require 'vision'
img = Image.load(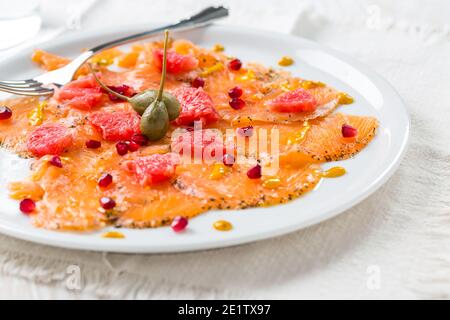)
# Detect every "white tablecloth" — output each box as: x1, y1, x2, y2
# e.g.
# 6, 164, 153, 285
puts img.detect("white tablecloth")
1, 0, 449, 299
